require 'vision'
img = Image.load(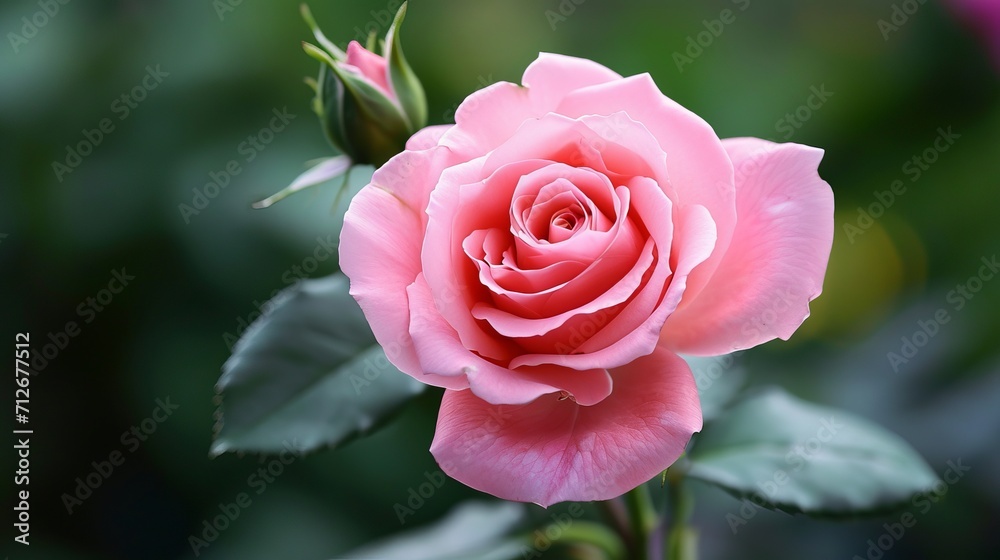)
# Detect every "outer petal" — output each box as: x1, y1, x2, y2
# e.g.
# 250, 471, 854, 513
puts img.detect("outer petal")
438, 82, 536, 158
661, 139, 834, 356
340, 146, 456, 378
522, 53, 623, 112
439, 53, 623, 159
430, 348, 702, 507
406, 125, 453, 150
